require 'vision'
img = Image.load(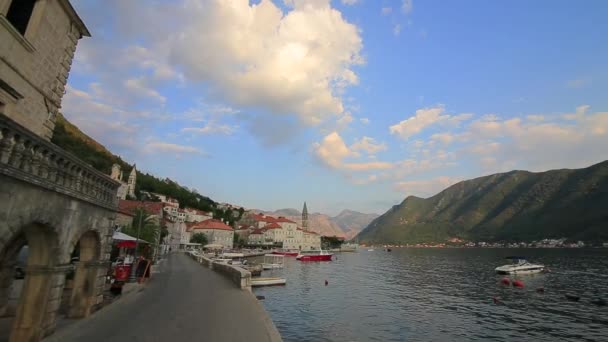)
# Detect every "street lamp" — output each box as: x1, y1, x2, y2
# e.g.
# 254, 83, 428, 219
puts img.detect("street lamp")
128, 206, 144, 283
